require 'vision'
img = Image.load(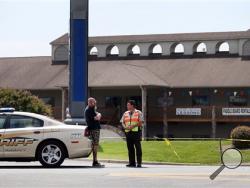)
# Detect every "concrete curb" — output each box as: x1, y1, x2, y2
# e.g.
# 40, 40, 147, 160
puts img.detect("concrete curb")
73, 158, 202, 166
